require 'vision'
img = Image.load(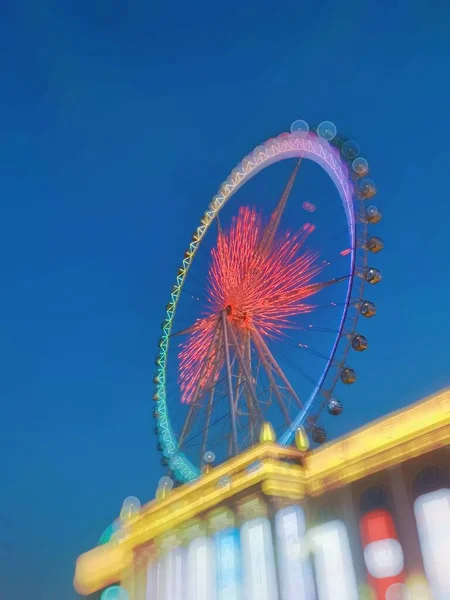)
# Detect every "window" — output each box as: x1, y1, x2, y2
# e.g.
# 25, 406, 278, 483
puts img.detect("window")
360, 486, 390, 514
412, 466, 449, 499
316, 502, 339, 524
